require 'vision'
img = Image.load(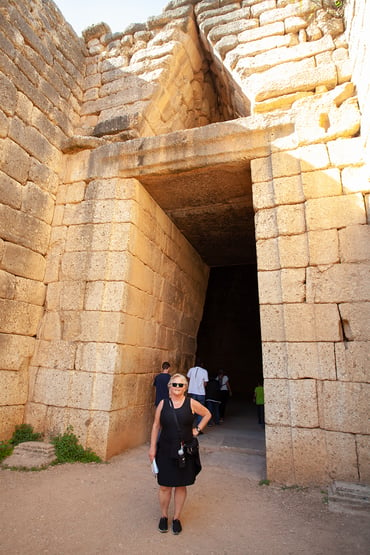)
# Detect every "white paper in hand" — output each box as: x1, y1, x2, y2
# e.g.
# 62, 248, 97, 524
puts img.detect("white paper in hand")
151, 459, 159, 475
